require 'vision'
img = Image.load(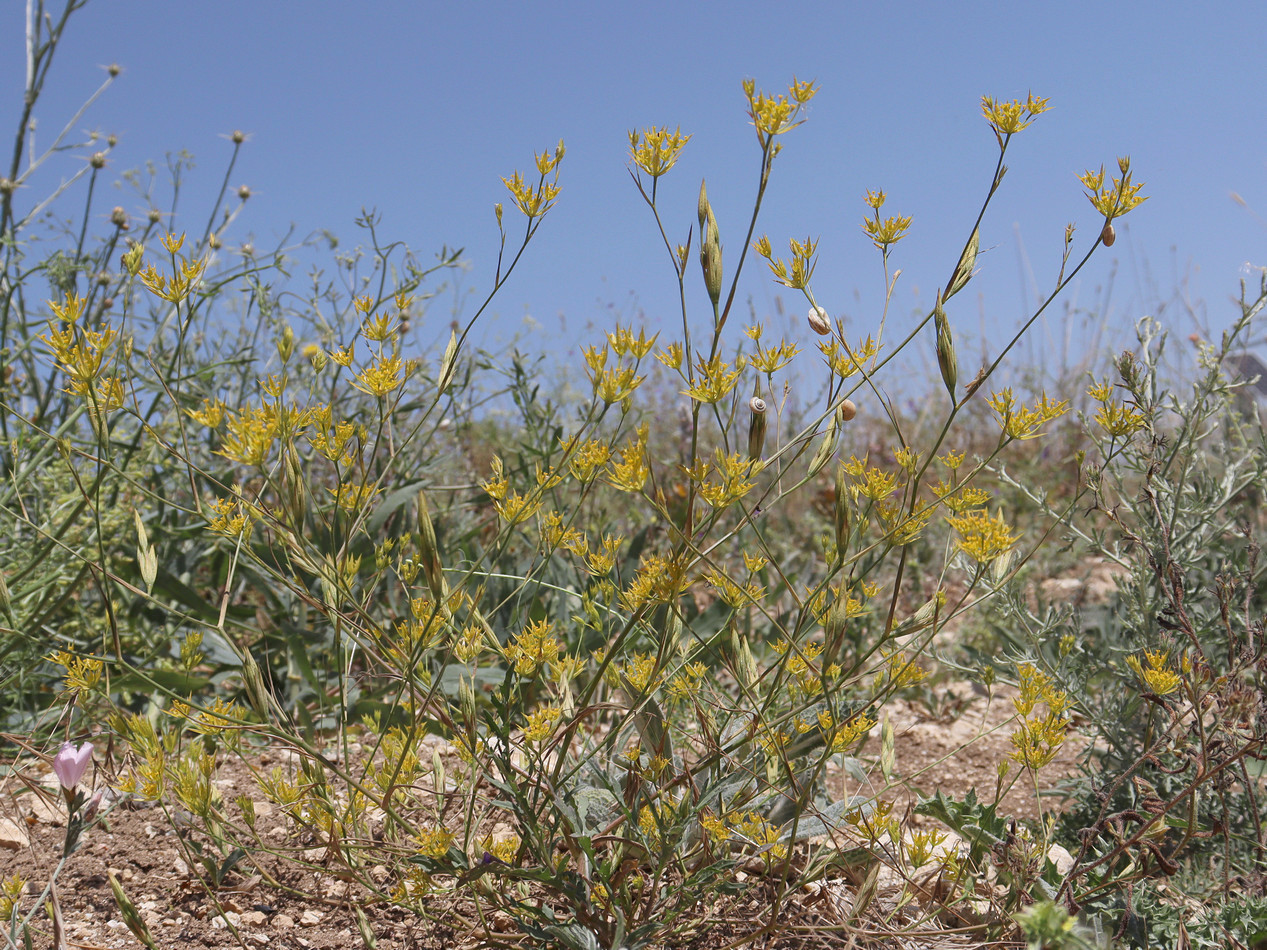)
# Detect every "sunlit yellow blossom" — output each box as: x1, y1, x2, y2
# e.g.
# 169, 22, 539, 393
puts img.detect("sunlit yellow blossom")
608, 323, 658, 359
1094, 400, 1147, 438
948, 508, 1019, 564
682, 355, 742, 404
328, 481, 381, 513
502, 164, 562, 219
980, 92, 1051, 137
208, 496, 252, 538
46, 649, 103, 693
353, 354, 404, 398
415, 826, 455, 859
874, 651, 928, 690
862, 211, 912, 250
218, 405, 278, 467
699, 451, 761, 509
523, 704, 562, 743
607, 424, 650, 493
629, 126, 691, 177
1079, 157, 1147, 221
656, 342, 683, 370
988, 388, 1068, 440
819, 335, 879, 379
188, 398, 227, 428
503, 619, 561, 676
1126, 650, 1182, 696
621, 652, 662, 694
933, 478, 991, 513
567, 438, 612, 482
701, 568, 764, 609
